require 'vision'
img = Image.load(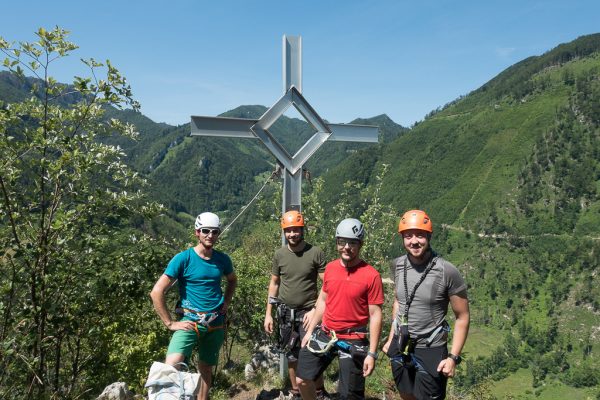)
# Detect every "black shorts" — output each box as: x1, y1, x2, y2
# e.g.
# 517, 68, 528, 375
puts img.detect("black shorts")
278, 306, 309, 362
297, 329, 368, 400
387, 335, 448, 399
